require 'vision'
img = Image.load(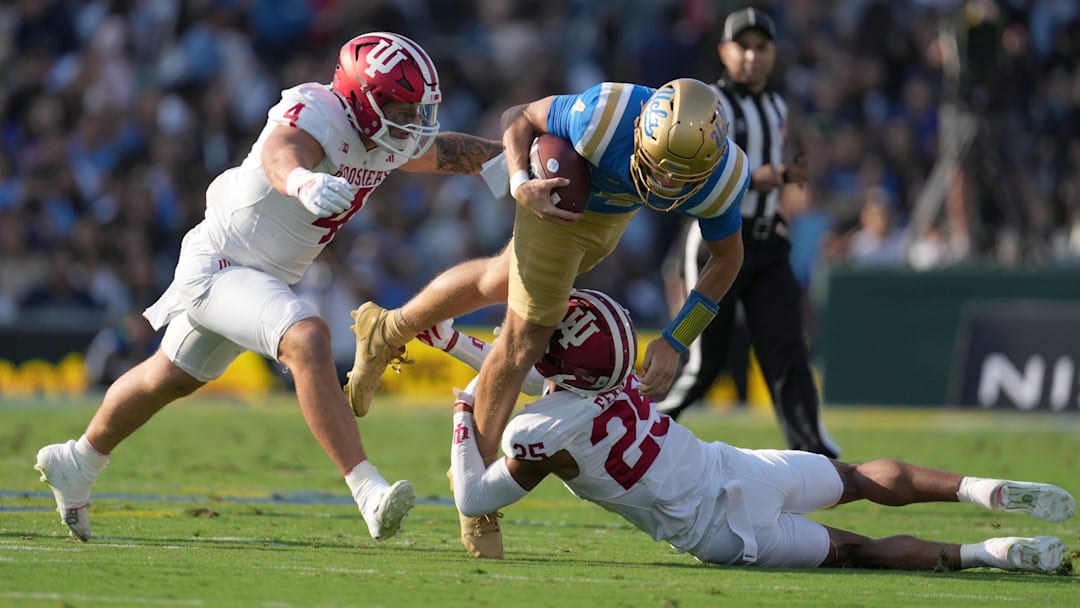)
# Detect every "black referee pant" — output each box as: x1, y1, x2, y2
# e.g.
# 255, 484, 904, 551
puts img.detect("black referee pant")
661, 225, 839, 458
